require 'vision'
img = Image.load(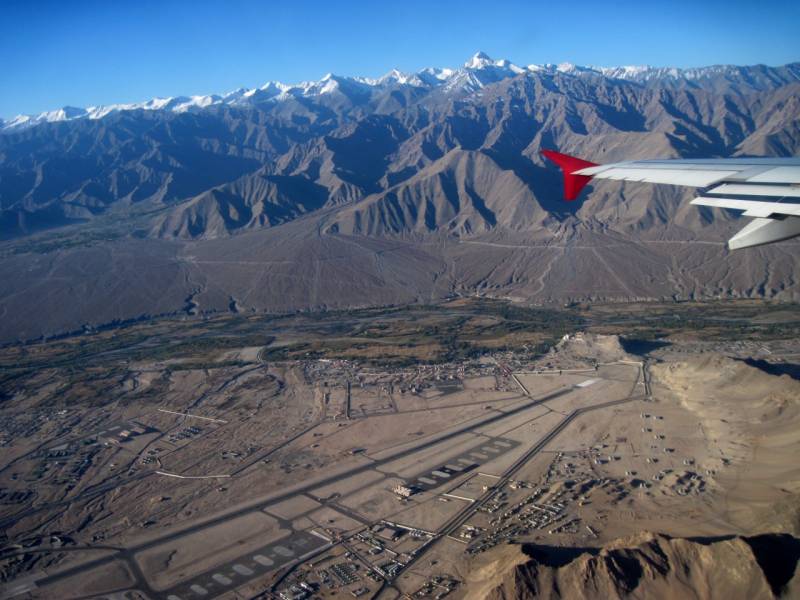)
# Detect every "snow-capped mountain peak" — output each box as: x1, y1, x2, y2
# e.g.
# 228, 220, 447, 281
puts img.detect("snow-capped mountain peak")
4, 53, 798, 133
465, 51, 494, 69
378, 68, 419, 85
464, 51, 526, 74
